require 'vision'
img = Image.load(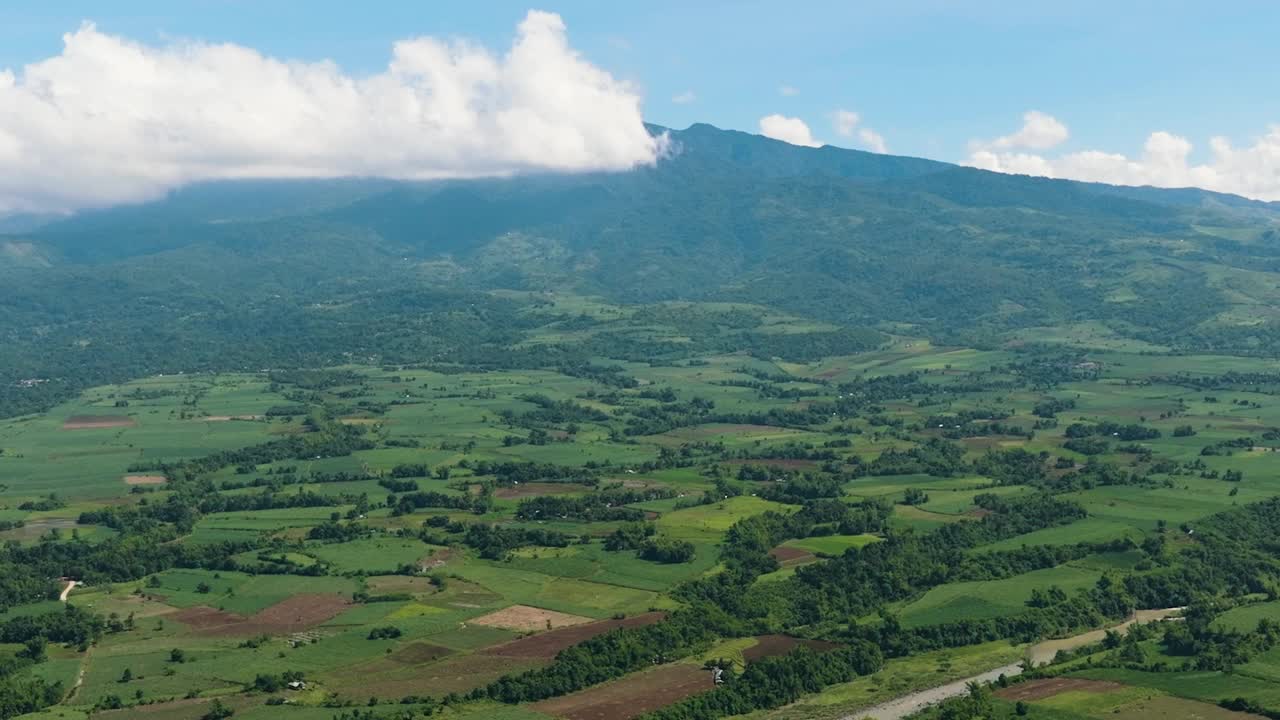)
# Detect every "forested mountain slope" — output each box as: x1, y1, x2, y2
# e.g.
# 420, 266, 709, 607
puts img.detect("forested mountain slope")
2, 123, 1278, 416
